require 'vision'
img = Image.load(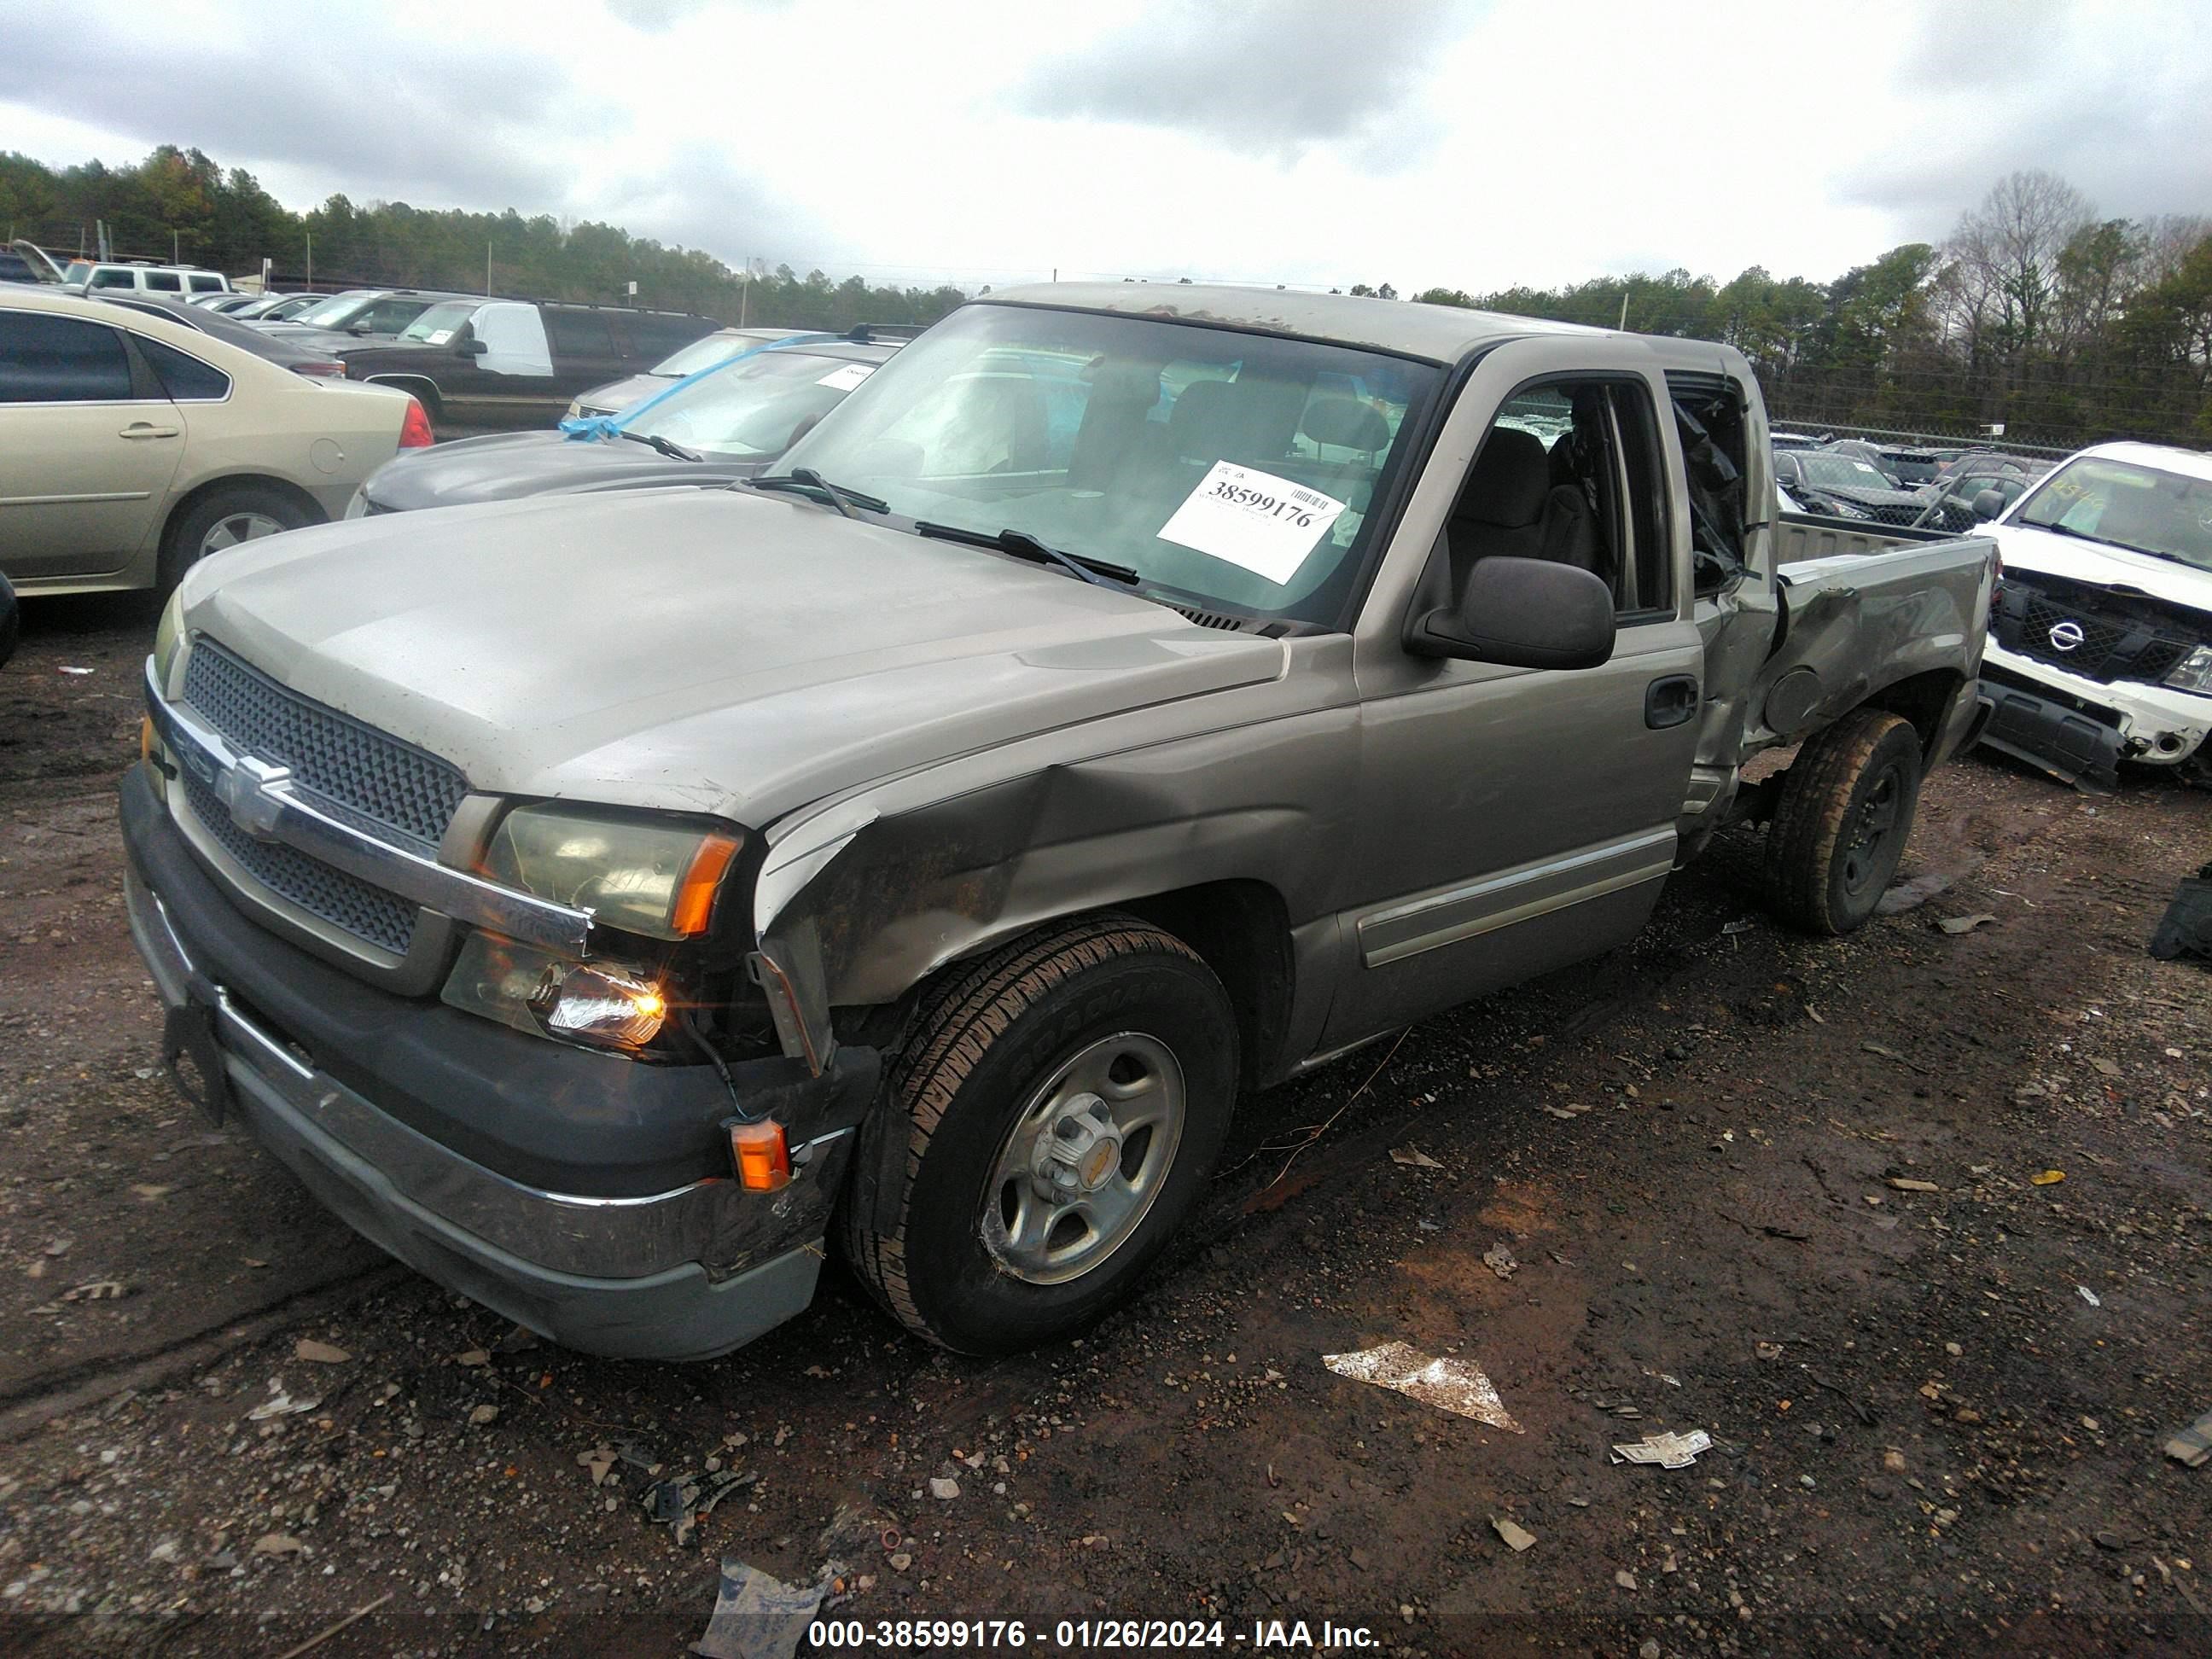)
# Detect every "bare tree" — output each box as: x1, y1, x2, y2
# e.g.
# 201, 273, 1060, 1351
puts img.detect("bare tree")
1942, 169, 2096, 416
